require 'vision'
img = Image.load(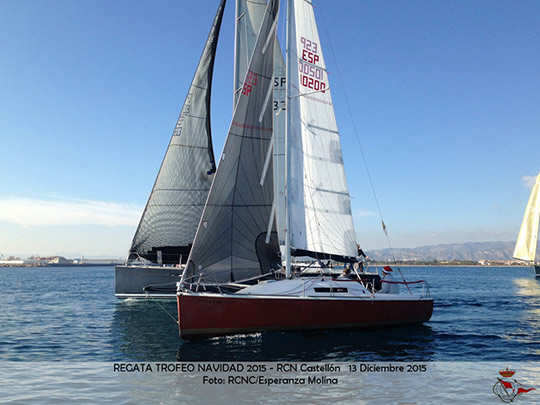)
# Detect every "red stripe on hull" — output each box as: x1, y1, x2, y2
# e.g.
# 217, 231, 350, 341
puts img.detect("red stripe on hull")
177, 294, 433, 340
